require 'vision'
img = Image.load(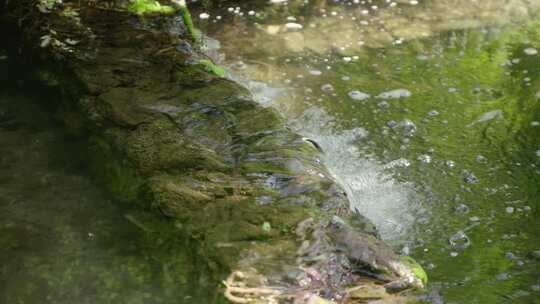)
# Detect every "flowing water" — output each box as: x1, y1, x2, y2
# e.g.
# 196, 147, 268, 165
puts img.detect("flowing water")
190, 0, 540, 303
